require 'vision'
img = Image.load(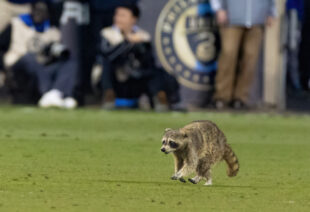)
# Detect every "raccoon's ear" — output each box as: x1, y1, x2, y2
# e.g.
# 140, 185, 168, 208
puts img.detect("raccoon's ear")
180, 130, 188, 138
165, 128, 173, 132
